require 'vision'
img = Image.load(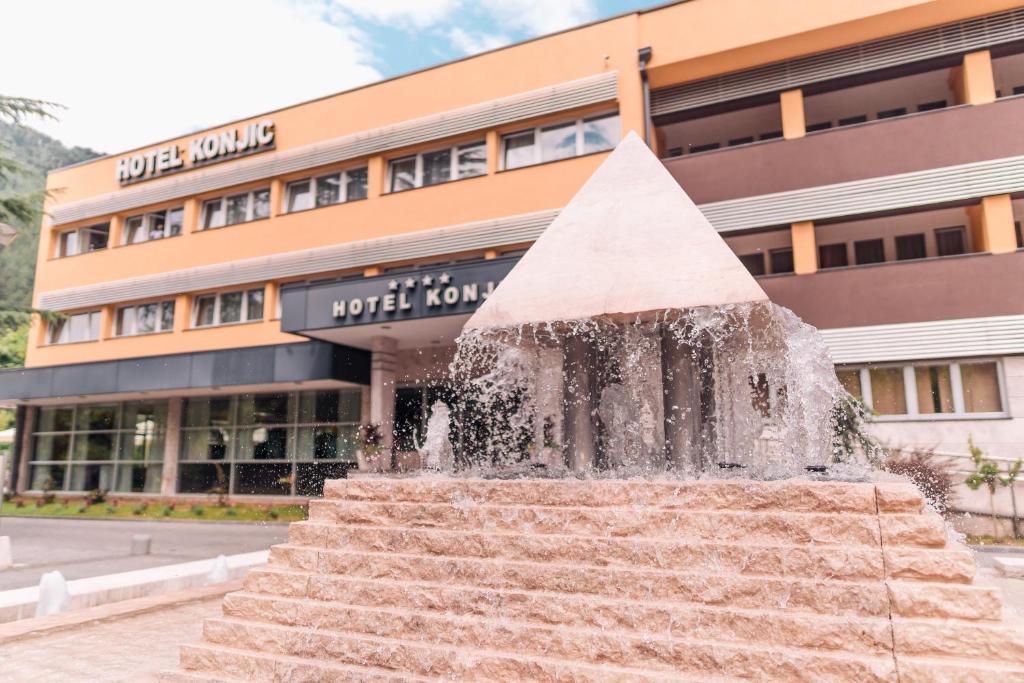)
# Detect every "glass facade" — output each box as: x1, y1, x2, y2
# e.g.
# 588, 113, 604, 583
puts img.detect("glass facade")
30, 401, 166, 493
178, 390, 361, 496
